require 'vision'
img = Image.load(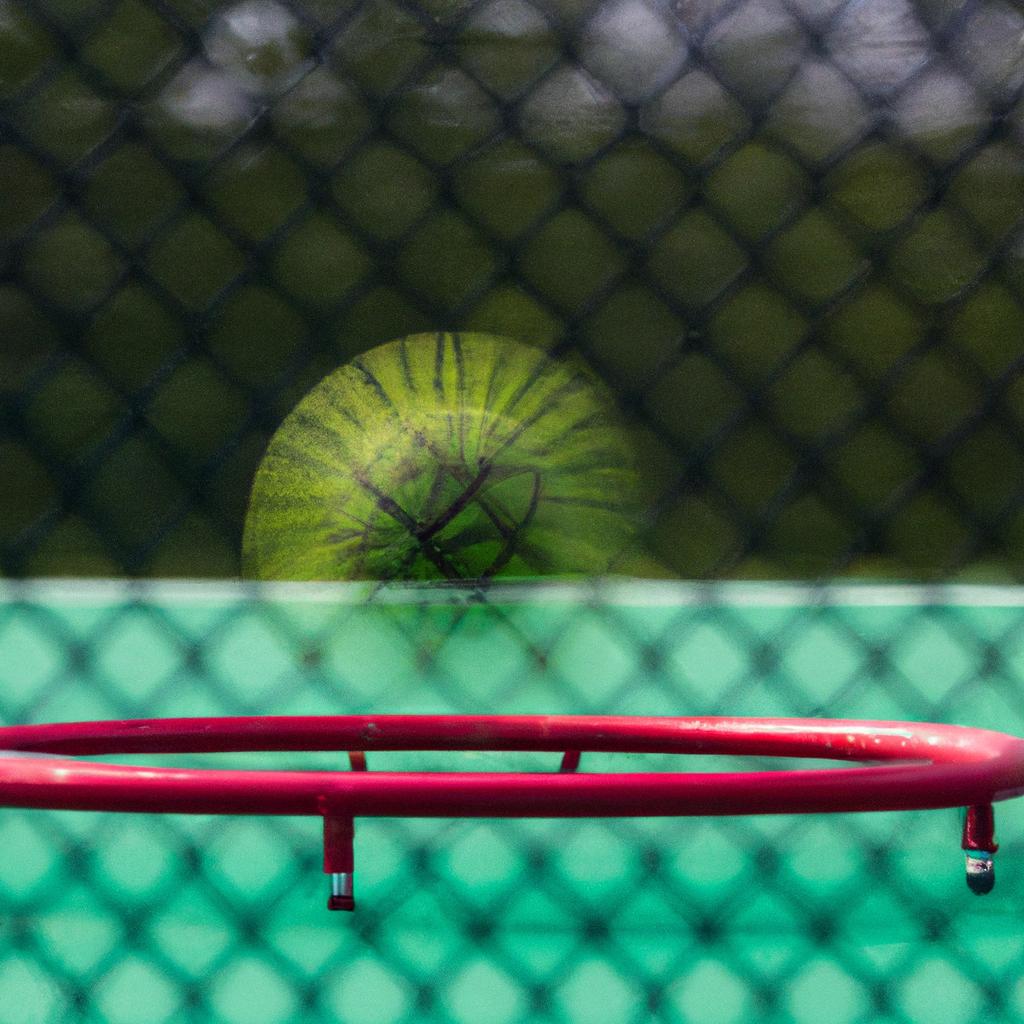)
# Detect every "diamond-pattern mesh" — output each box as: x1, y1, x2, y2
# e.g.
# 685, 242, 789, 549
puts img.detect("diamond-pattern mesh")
4, 0, 1024, 1020
3, 0, 1024, 579
3, 580, 1024, 1022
